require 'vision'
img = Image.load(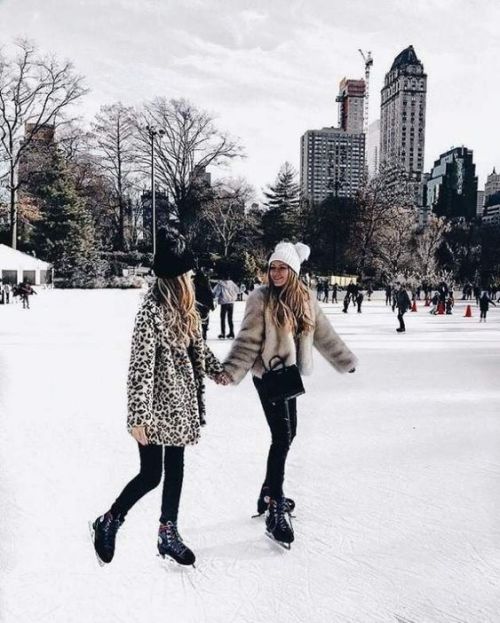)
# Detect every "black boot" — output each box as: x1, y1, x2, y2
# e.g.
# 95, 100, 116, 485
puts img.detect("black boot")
157, 521, 196, 566
255, 485, 295, 516
265, 497, 294, 546
90, 511, 124, 565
